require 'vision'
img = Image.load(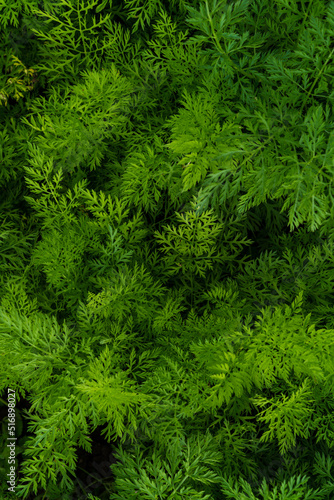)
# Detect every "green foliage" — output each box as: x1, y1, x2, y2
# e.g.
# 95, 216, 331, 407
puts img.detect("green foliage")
0, 54, 38, 107
154, 204, 225, 277
20, 65, 134, 177
109, 433, 224, 499
25, 0, 119, 85
2, 0, 334, 499
86, 262, 167, 323
219, 473, 328, 500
